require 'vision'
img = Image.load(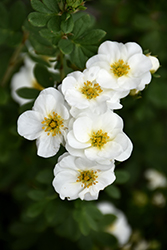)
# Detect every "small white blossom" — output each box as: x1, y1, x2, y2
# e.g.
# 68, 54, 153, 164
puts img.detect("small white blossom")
17, 87, 70, 158
97, 201, 132, 246
61, 66, 127, 115
152, 192, 166, 207
11, 57, 43, 105
144, 169, 167, 190
147, 55, 160, 73
86, 41, 152, 92
52, 153, 116, 201
66, 110, 133, 165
